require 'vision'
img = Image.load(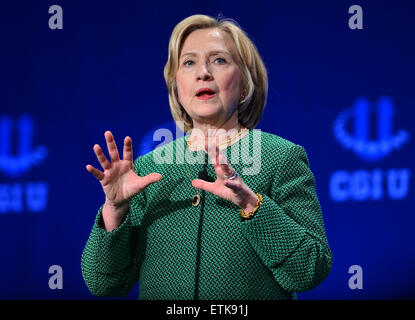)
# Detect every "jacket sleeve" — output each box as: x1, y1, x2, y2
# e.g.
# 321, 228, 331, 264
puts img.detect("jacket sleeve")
240, 144, 333, 293
81, 157, 145, 297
